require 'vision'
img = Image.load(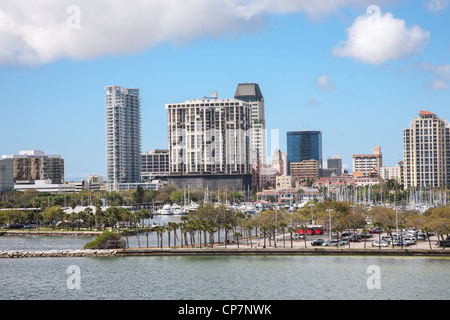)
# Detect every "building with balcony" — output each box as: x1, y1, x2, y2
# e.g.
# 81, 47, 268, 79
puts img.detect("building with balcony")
165, 93, 252, 190
352, 146, 382, 177
403, 111, 450, 188
105, 85, 142, 189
